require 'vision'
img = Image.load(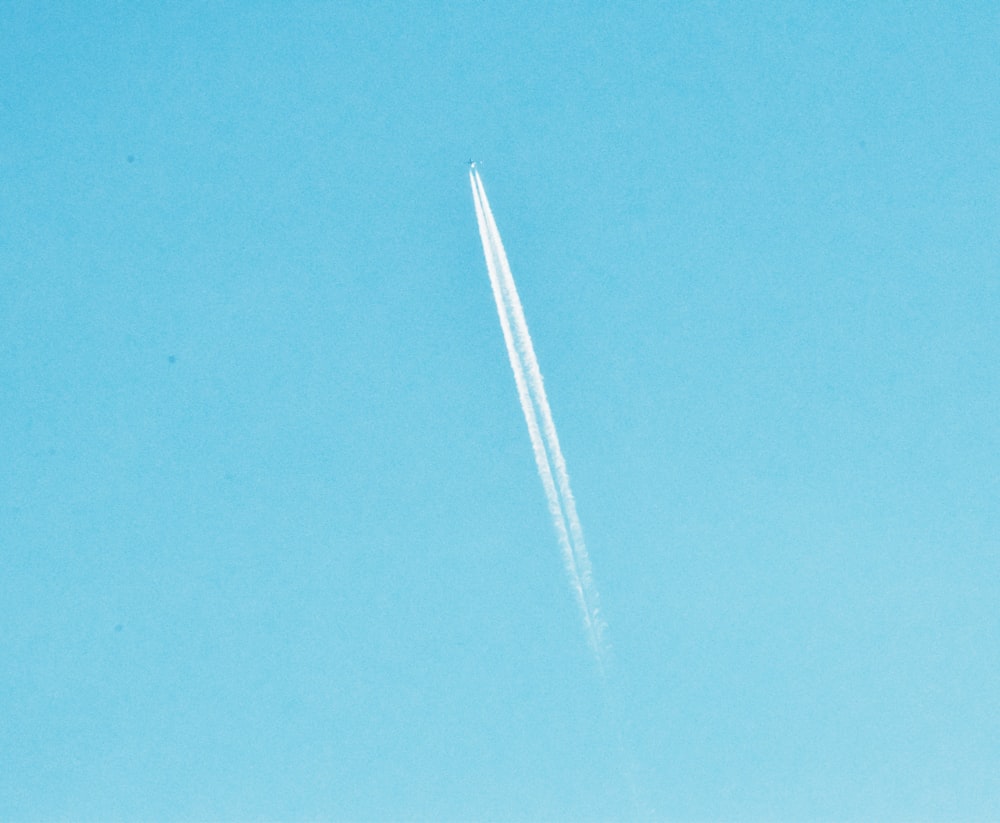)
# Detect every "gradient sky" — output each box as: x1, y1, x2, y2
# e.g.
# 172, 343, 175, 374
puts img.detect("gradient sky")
2, 3, 998, 821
